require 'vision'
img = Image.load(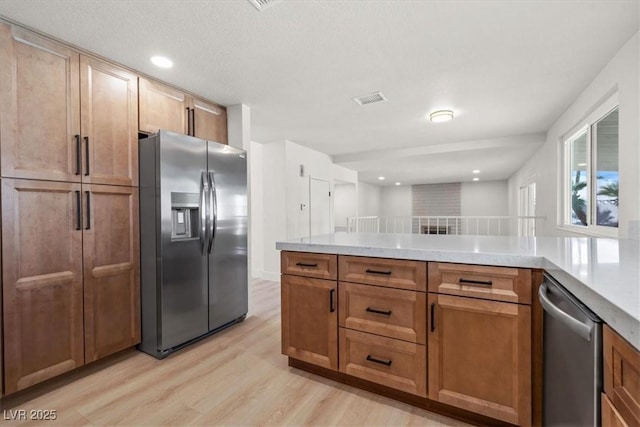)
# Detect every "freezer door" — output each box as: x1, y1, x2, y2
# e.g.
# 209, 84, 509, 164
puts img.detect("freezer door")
158, 131, 209, 350
207, 142, 248, 330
